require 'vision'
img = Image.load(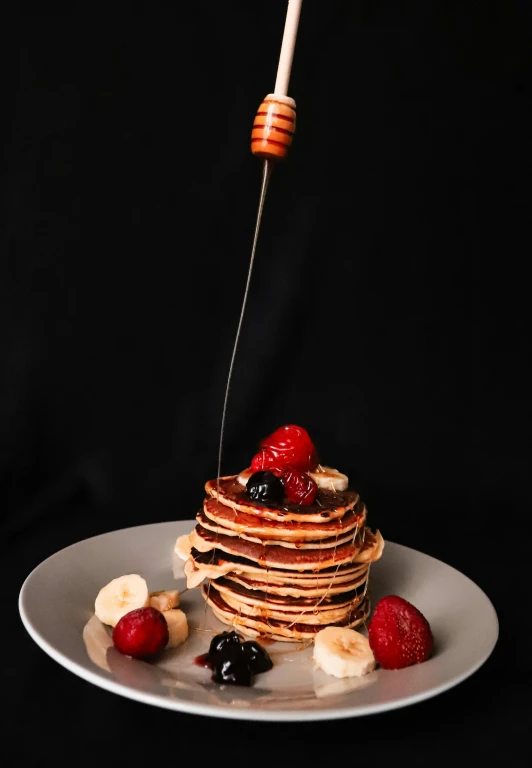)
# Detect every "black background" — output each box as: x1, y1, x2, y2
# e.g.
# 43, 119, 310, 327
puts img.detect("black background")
2, 3, 530, 765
